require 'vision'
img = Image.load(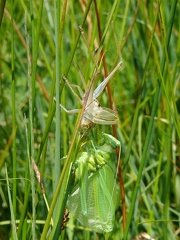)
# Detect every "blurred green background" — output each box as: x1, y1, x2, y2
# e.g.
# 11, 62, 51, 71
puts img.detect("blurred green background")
0, 0, 180, 239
